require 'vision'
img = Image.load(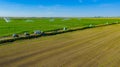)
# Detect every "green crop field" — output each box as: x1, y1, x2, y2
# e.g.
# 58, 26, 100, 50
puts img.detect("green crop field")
0, 17, 120, 37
